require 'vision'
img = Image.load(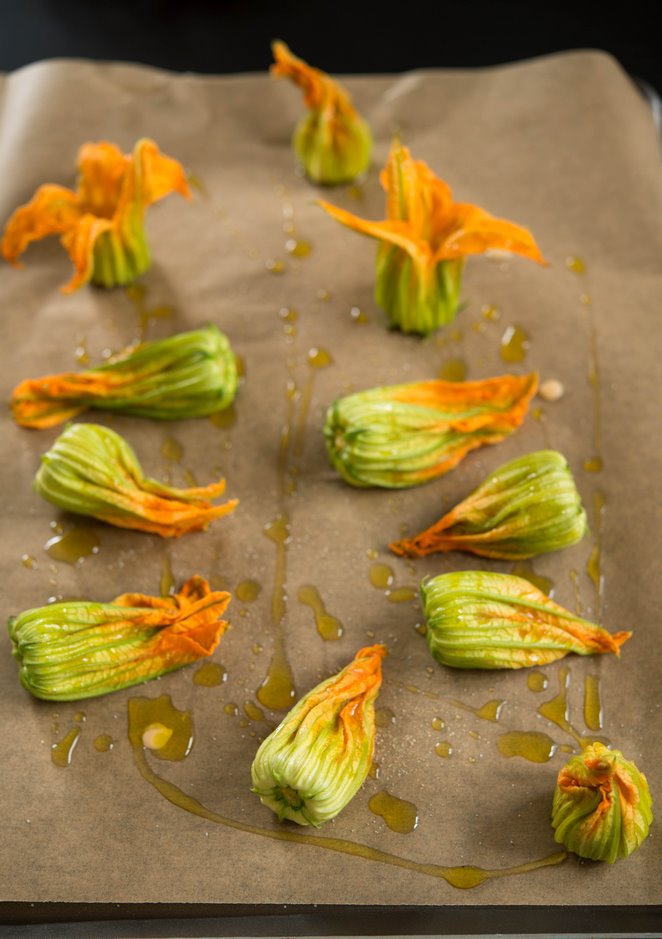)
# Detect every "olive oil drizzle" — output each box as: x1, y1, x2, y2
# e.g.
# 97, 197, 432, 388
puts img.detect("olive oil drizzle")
297, 585, 344, 641
583, 674, 603, 731
130, 738, 566, 889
